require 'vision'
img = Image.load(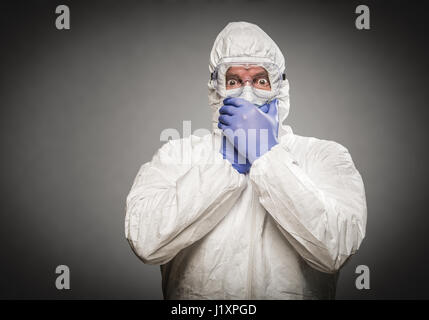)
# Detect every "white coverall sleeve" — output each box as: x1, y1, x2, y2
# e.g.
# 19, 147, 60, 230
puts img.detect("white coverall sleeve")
125, 139, 246, 265
249, 140, 367, 273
